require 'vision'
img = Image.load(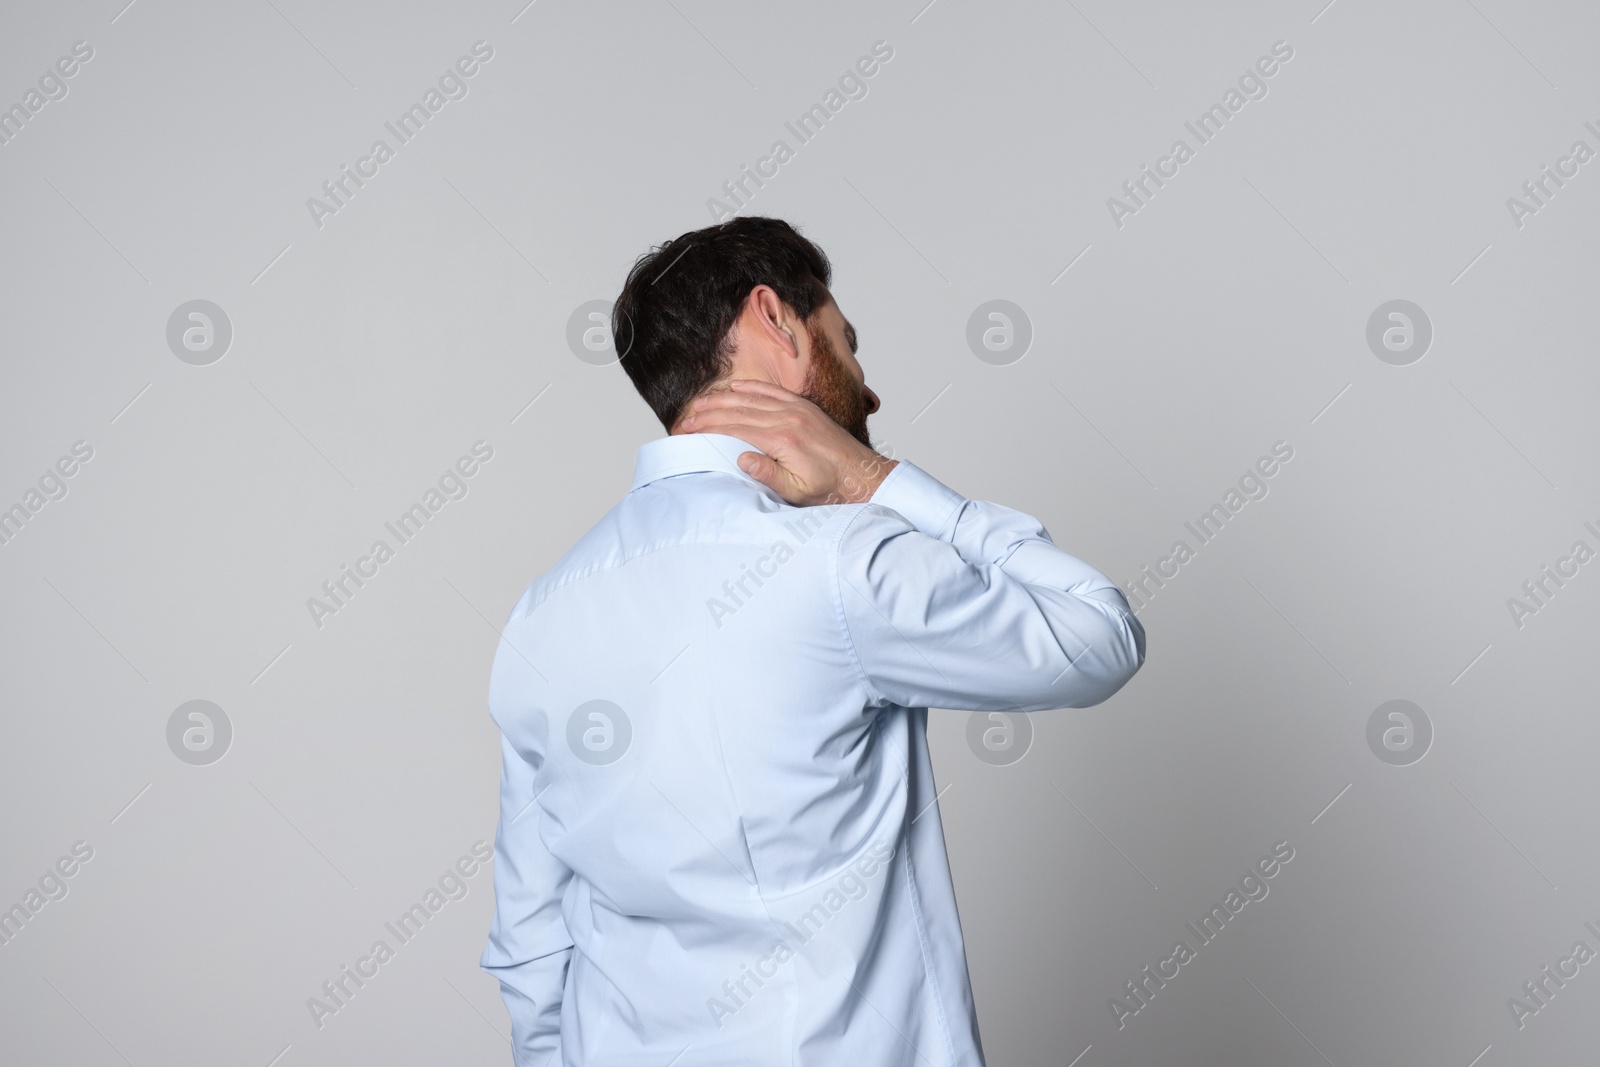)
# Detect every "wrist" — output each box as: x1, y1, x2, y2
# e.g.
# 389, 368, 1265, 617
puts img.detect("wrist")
861, 459, 966, 539
830, 451, 898, 505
